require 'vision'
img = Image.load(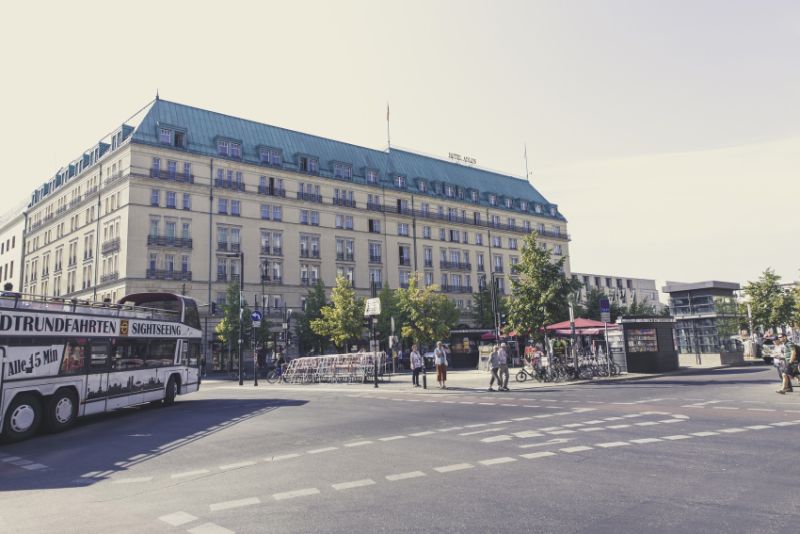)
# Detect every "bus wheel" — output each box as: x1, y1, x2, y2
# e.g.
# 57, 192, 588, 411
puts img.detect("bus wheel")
163, 376, 178, 406
3, 394, 42, 442
46, 389, 78, 433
